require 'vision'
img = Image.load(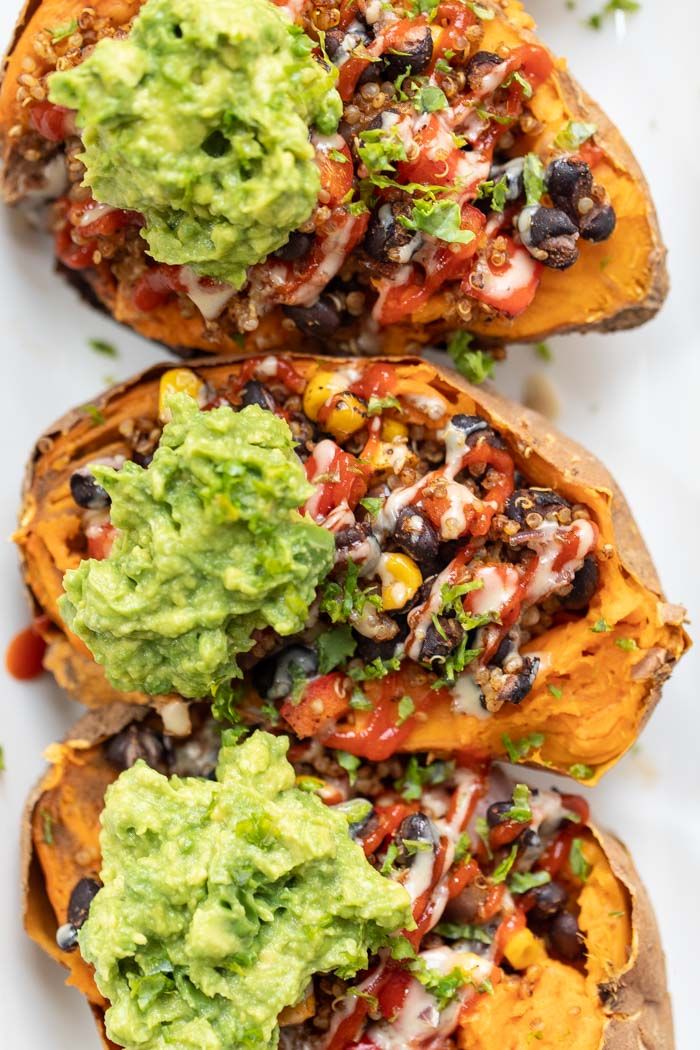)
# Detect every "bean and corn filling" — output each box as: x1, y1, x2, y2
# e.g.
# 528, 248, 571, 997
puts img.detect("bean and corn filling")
44, 709, 602, 1050
68, 358, 599, 753
7, 0, 616, 349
